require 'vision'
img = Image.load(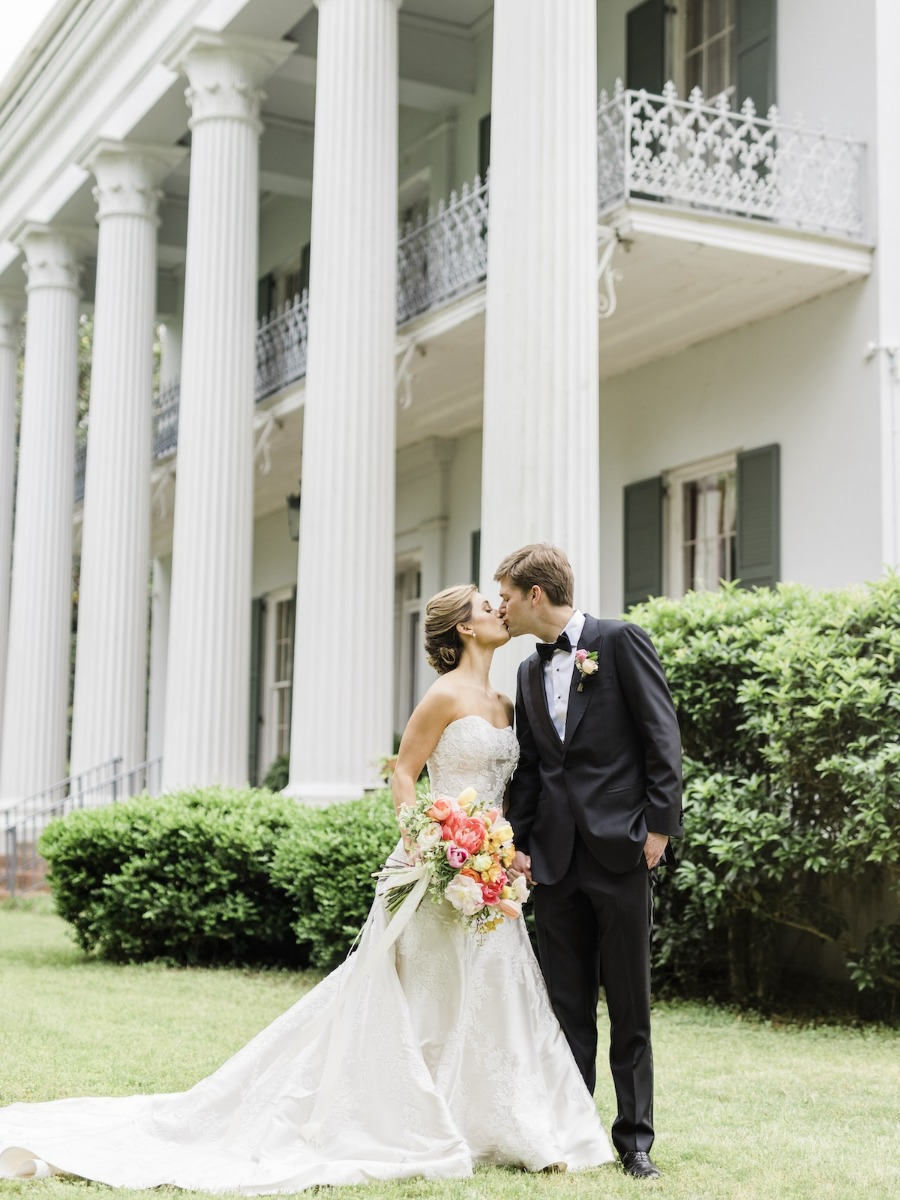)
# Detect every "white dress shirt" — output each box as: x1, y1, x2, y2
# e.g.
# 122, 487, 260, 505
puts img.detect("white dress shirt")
542, 609, 585, 739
